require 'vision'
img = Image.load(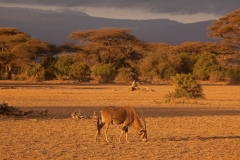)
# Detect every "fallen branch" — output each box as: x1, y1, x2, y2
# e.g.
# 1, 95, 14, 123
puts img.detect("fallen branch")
71, 110, 97, 120
129, 80, 140, 91
0, 103, 48, 117
129, 81, 155, 92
